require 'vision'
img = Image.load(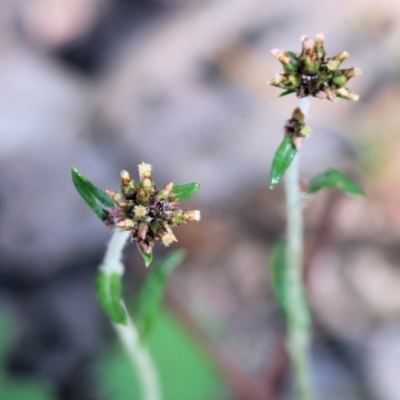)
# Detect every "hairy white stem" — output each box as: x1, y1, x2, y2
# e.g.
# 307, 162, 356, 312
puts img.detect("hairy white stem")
284, 96, 313, 400
101, 231, 162, 400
